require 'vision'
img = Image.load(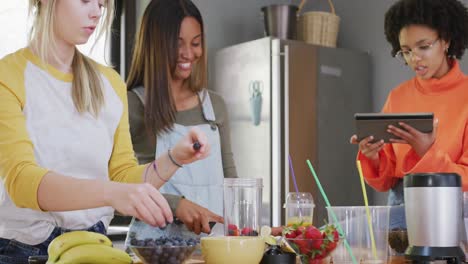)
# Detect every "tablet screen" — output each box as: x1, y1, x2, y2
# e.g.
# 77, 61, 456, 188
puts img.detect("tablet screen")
354, 112, 434, 142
